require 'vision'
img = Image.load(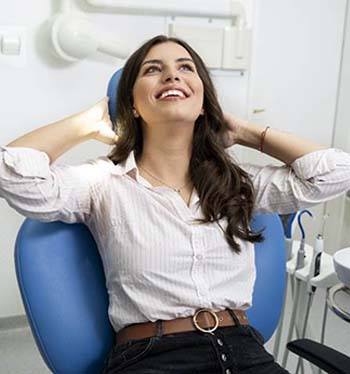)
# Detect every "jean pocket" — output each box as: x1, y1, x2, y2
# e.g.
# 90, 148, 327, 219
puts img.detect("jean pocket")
247, 325, 265, 346
107, 336, 156, 372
